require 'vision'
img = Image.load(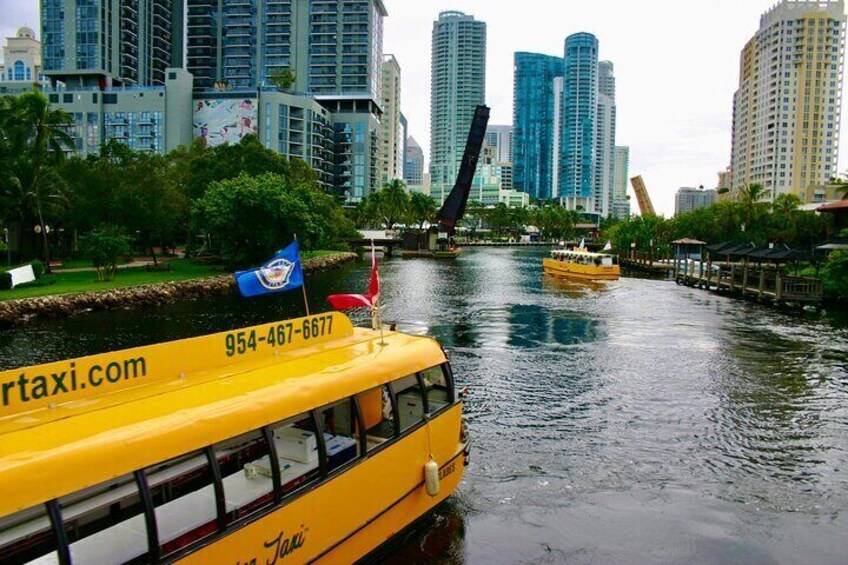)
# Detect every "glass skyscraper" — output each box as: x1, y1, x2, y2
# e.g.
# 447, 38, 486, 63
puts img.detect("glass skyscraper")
42, 0, 183, 87
429, 11, 486, 203
560, 33, 598, 210
512, 52, 563, 201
